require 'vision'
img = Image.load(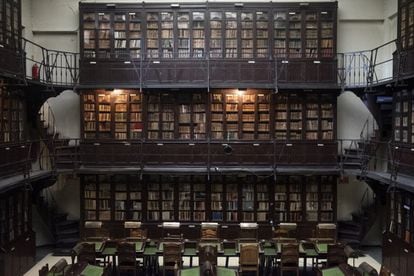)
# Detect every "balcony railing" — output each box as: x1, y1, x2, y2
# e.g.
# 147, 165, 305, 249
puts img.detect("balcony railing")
0, 33, 404, 90
343, 40, 397, 89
